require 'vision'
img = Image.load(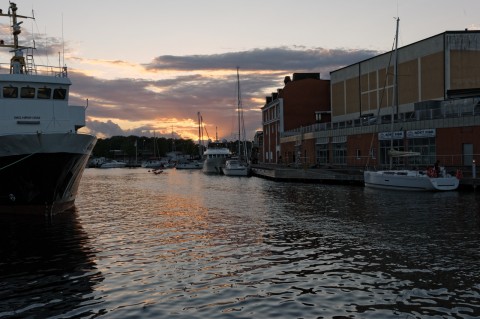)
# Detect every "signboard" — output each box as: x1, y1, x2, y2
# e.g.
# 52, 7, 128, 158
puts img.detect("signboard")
406, 128, 436, 138
378, 131, 404, 140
